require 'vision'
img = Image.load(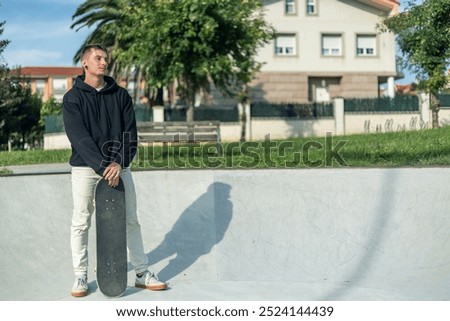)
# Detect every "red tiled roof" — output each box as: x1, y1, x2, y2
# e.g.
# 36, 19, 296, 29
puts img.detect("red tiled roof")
10, 66, 82, 77
356, 0, 399, 11
376, 0, 399, 7
395, 83, 417, 95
